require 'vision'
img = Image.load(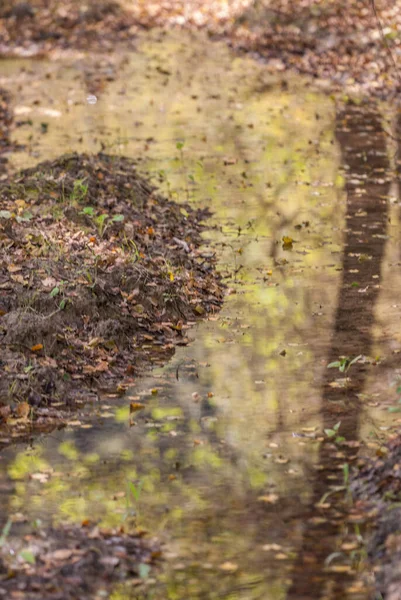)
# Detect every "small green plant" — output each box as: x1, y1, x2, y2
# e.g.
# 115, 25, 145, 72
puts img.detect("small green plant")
388, 384, 401, 413
317, 462, 352, 507
0, 519, 12, 547
80, 207, 124, 237
324, 421, 345, 444
121, 237, 140, 263
343, 462, 349, 486
70, 178, 88, 203
123, 479, 143, 522
49, 280, 69, 310
327, 355, 362, 374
